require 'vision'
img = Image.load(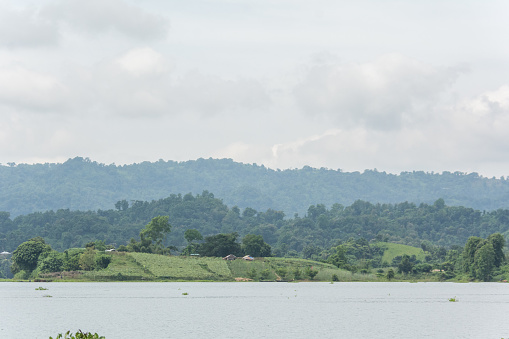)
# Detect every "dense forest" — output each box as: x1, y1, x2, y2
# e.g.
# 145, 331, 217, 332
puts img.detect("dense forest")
2, 192, 509, 256
2, 157, 509, 218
